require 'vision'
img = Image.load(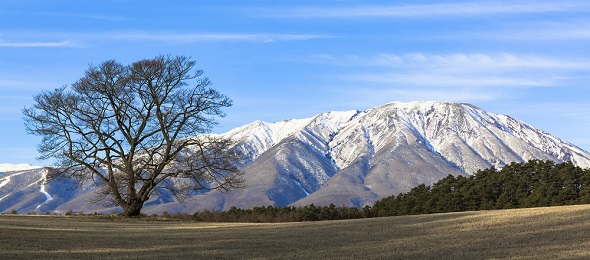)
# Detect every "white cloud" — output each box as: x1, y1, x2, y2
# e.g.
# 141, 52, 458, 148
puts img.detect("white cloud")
304, 52, 590, 109
265, 1, 590, 18
100, 32, 331, 43
307, 52, 590, 68
354, 53, 590, 70
349, 73, 555, 87
475, 21, 590, 41
328, 86, 505, 112
0, 32, 331, 47
313, 53, 590, 88
369, 88, 499, 102
0, 40, 78, 47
